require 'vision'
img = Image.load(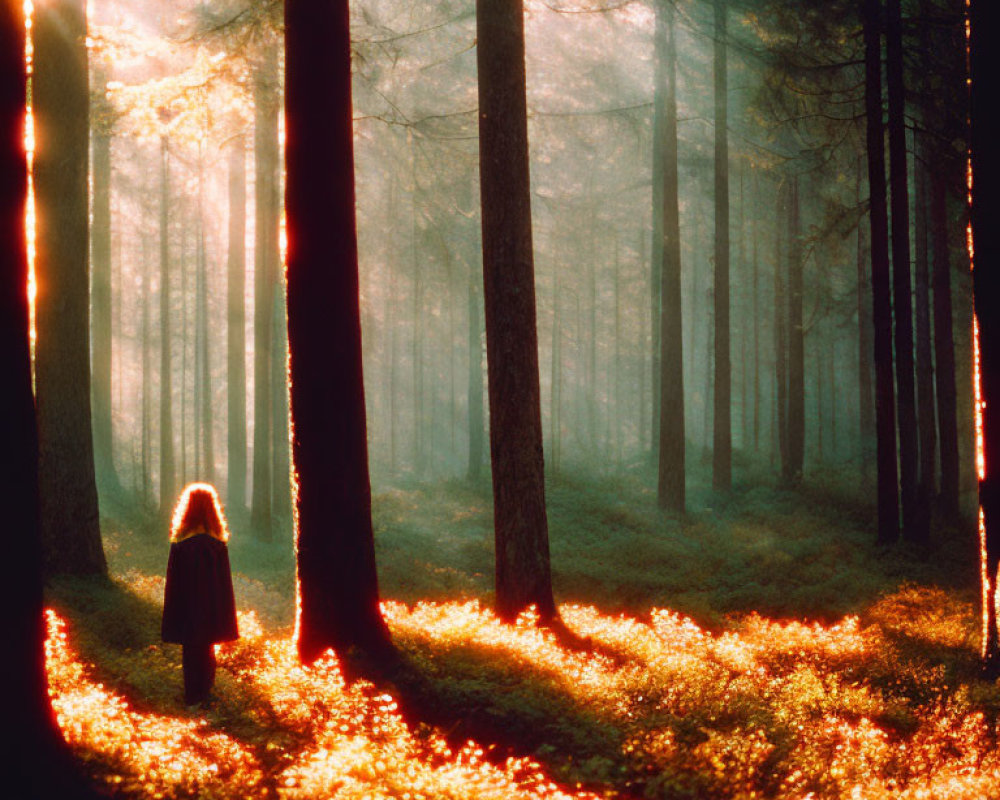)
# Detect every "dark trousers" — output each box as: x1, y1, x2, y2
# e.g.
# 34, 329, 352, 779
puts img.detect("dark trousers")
182, 641, 216, 704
